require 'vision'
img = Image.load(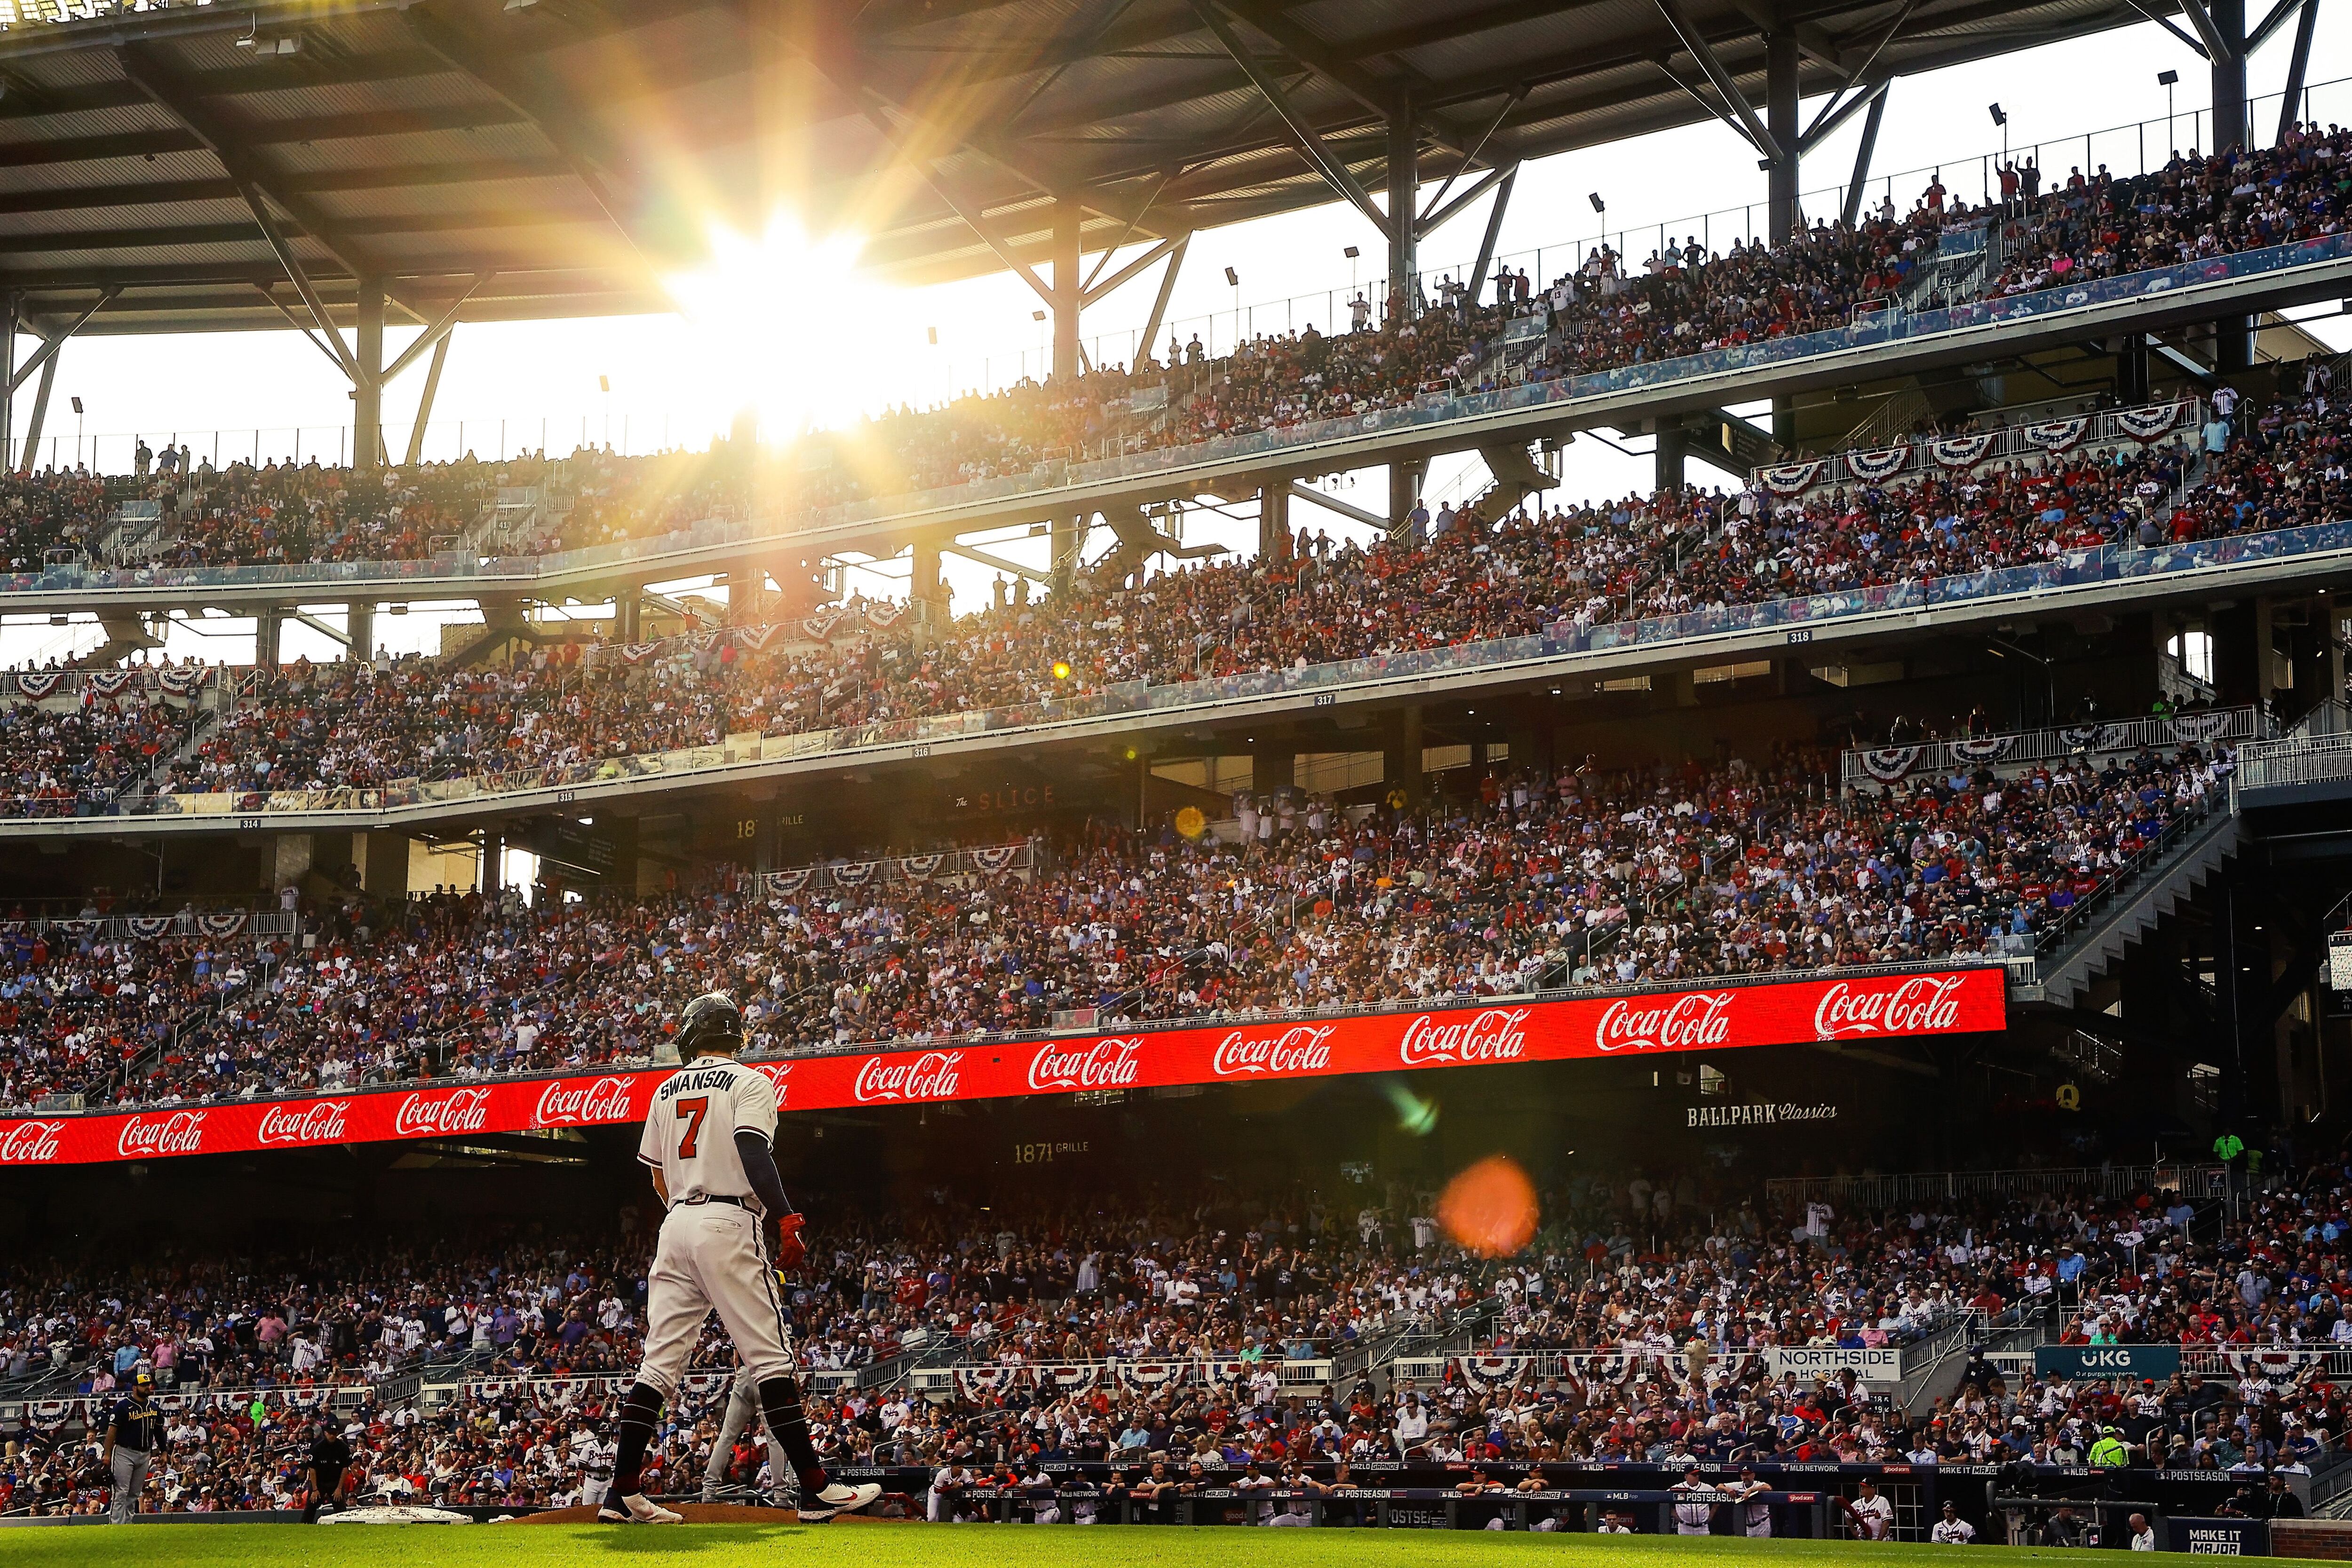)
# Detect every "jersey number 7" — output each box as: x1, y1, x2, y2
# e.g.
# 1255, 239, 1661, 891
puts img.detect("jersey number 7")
675, 1097, 709, 1158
